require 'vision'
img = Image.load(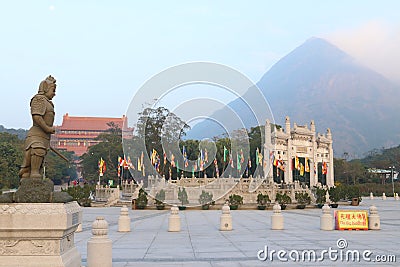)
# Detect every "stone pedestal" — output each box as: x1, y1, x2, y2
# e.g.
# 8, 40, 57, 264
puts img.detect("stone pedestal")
369, 192, 374, 200
382, 193, 386, 200
0, 202, 82, 267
